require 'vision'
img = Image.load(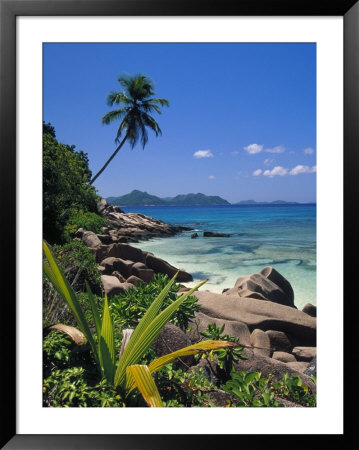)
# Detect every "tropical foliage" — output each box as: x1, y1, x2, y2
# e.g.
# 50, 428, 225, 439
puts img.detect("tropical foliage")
43, 241, 238, 407
43, 122, 100, 243
90, 74, 169, 184
109, 273, 199, 331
